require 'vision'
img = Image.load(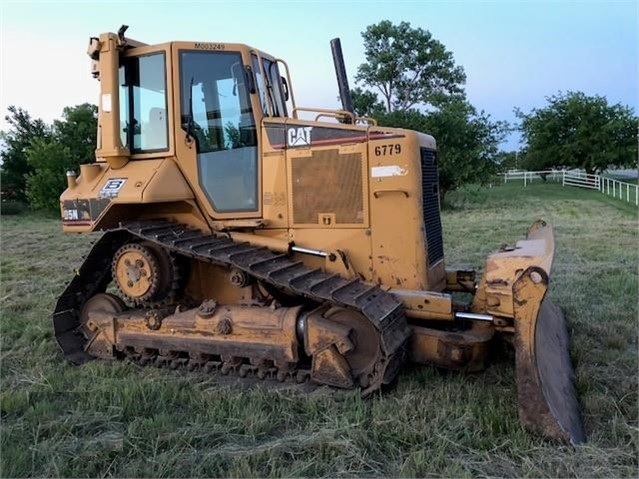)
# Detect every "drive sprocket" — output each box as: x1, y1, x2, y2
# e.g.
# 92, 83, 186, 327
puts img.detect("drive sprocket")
112, 243, 168, 304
